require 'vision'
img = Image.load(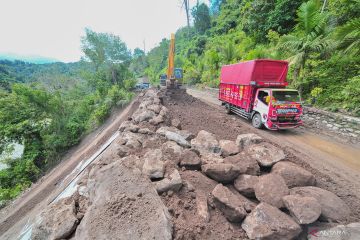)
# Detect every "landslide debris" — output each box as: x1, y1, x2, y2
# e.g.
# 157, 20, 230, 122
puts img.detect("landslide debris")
31, 88, 356, 240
